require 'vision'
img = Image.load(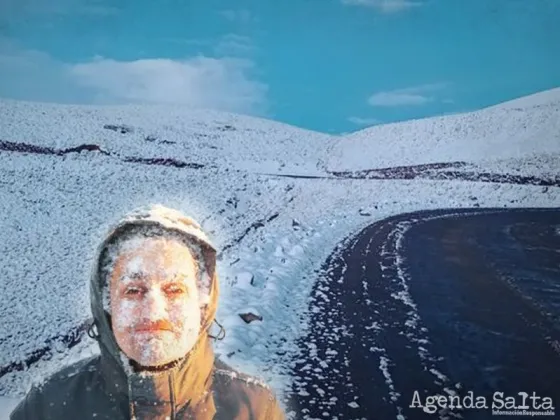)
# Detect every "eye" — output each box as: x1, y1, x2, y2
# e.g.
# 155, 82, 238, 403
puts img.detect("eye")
164, 285, 186, 296
124, 286, 144, 296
